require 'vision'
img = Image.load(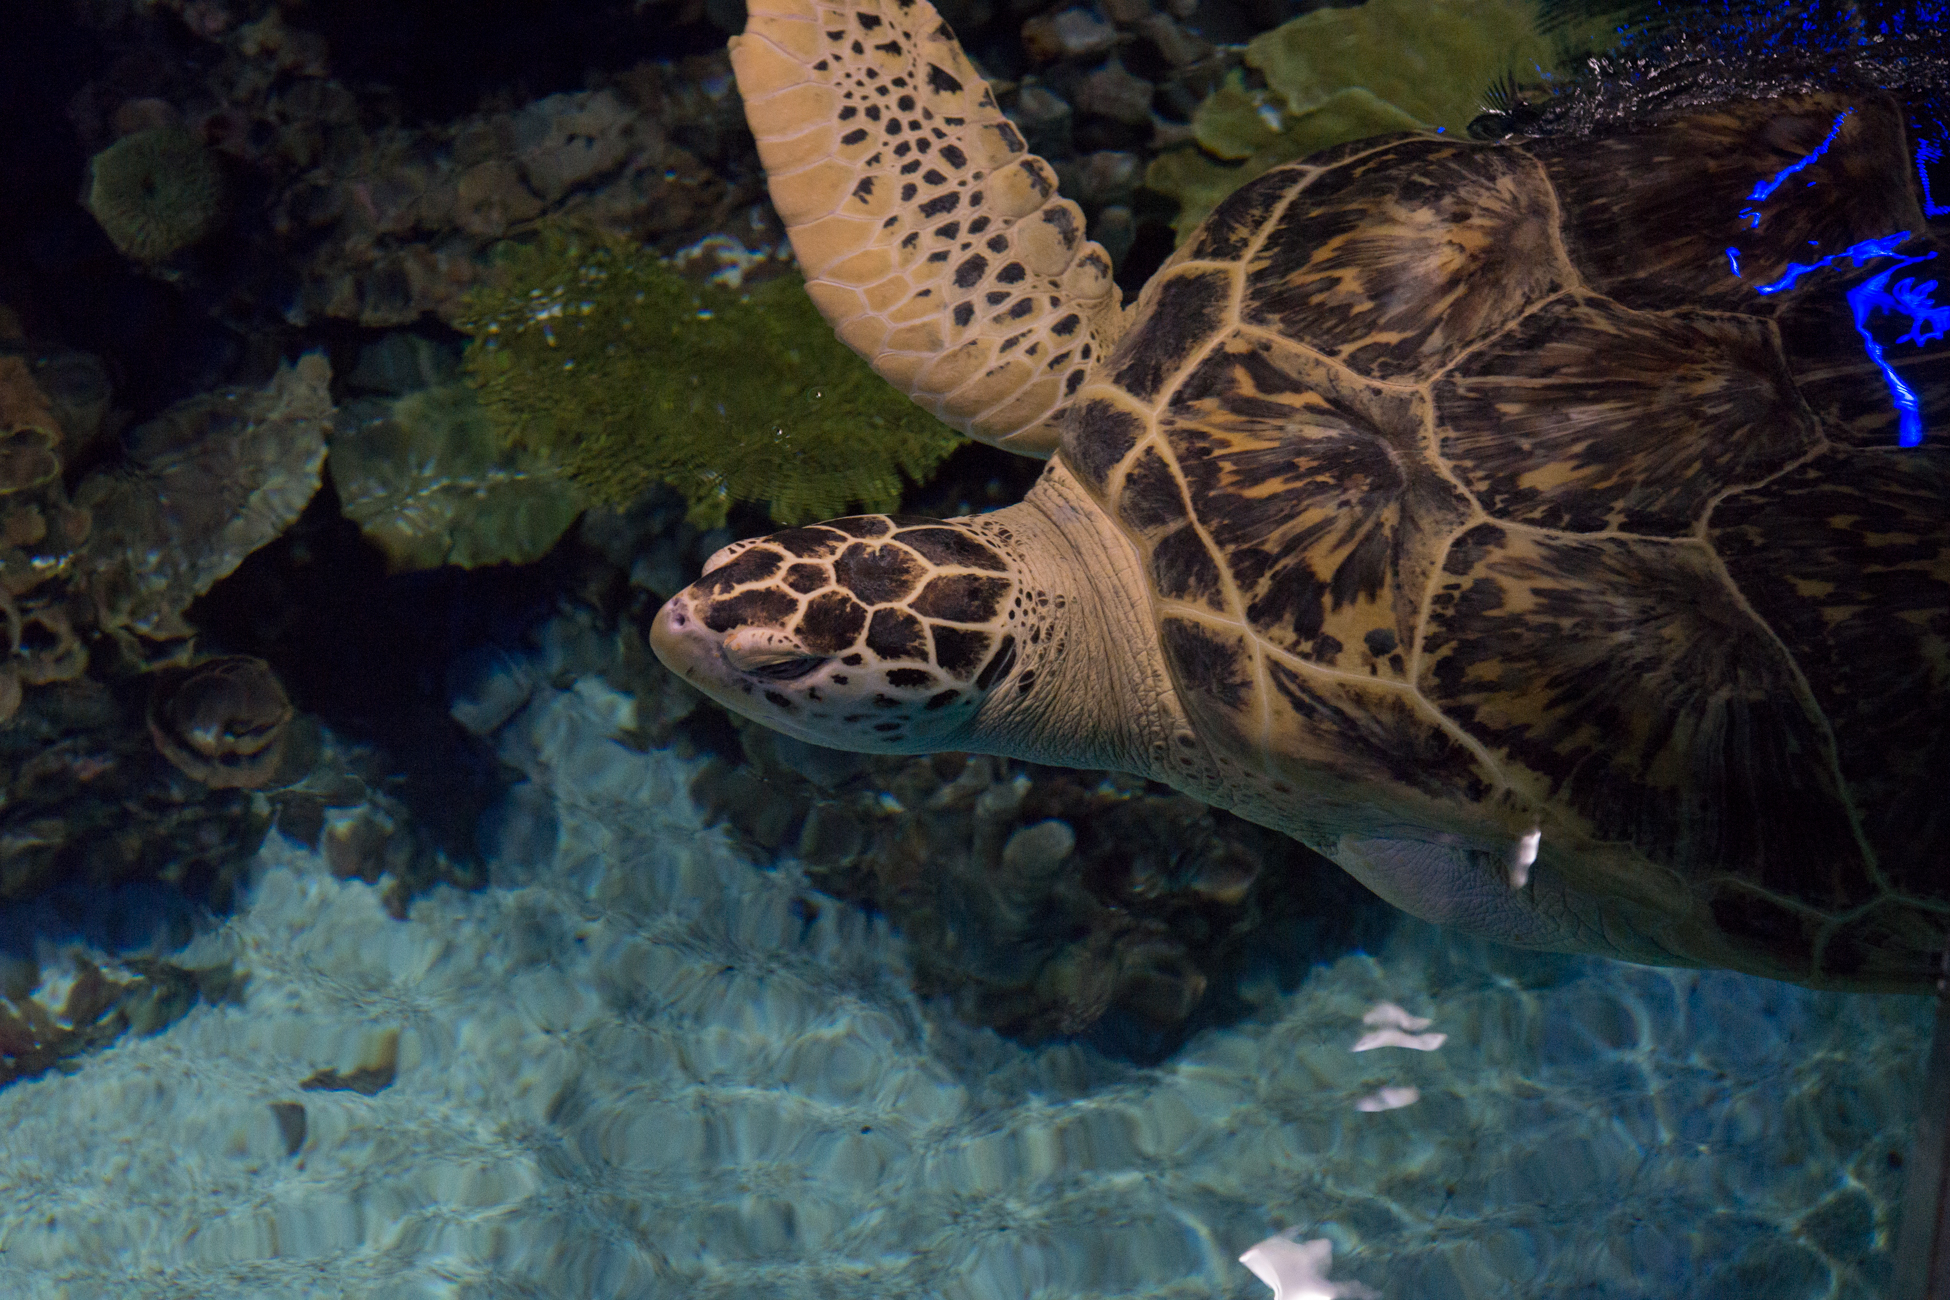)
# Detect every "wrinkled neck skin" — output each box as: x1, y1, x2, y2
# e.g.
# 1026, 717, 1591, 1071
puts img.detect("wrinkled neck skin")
960, 459, 1185, 780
